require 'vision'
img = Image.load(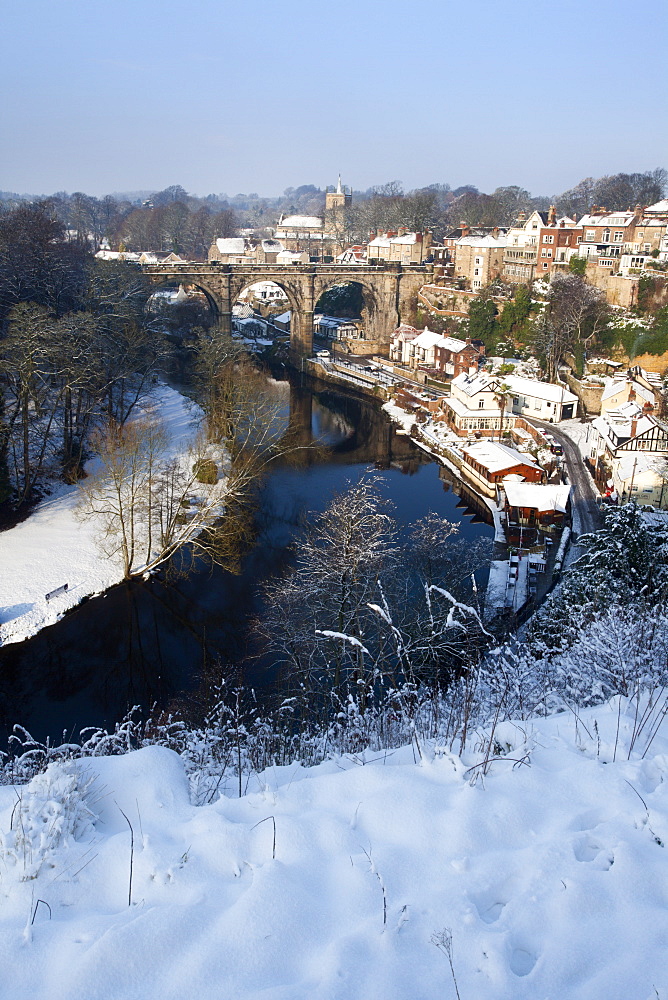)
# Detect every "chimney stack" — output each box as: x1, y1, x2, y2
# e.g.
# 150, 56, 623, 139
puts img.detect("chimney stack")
460, 221, 470, 238
548, 204, 557, 226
